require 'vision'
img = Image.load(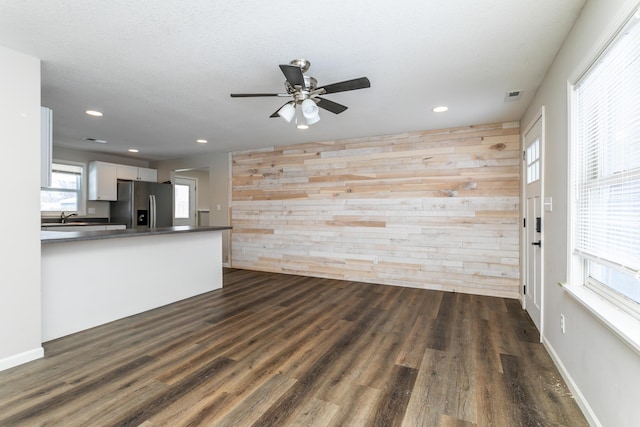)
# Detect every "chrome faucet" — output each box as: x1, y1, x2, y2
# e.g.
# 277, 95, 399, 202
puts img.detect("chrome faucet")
60, 212, 78, 223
